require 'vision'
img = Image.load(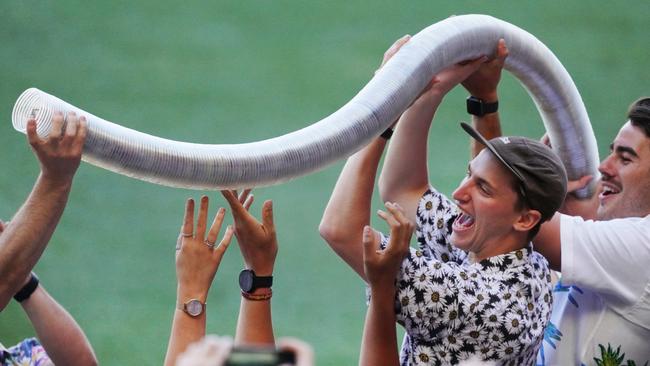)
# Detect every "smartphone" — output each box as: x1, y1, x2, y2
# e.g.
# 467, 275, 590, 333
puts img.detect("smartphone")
224, 346, 296, 366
